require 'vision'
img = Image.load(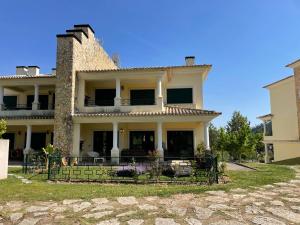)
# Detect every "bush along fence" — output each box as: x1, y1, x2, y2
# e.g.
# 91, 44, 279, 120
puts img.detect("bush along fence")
44, 154, 218, 184
22, 148, 219, 184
